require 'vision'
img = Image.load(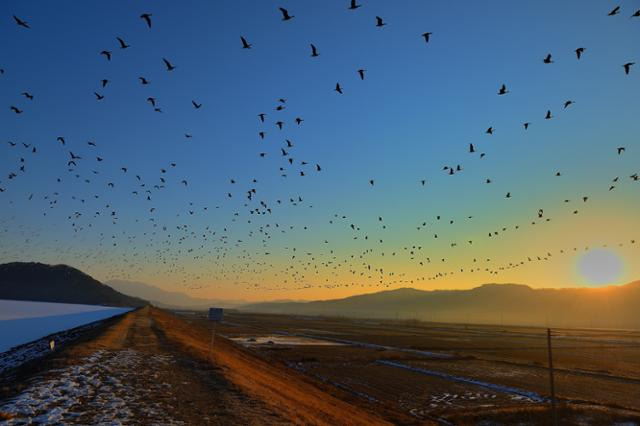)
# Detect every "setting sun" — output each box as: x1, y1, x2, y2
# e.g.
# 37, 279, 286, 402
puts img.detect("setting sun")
577, 248, 624, 285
